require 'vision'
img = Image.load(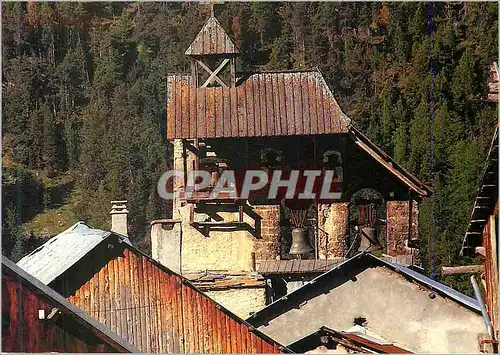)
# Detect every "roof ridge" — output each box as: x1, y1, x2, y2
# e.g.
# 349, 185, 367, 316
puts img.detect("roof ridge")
247, 252, 480, 325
